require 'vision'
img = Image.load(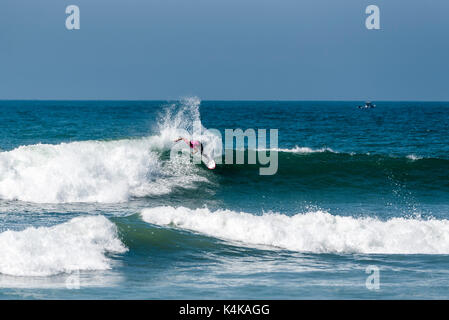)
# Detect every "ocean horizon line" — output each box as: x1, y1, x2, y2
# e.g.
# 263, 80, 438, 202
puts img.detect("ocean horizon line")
1, 99, 449, 103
